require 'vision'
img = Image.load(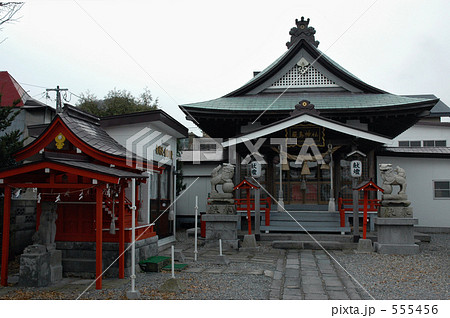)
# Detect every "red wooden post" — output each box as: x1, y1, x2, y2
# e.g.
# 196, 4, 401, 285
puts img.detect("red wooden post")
118, 185, 125, 279
265, 199, 271, 226
246, 189, 251, 235
363, 190, 368, 239
1, 186, 11, 286
338, 197, 345, 227
95, 186, 103, 289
